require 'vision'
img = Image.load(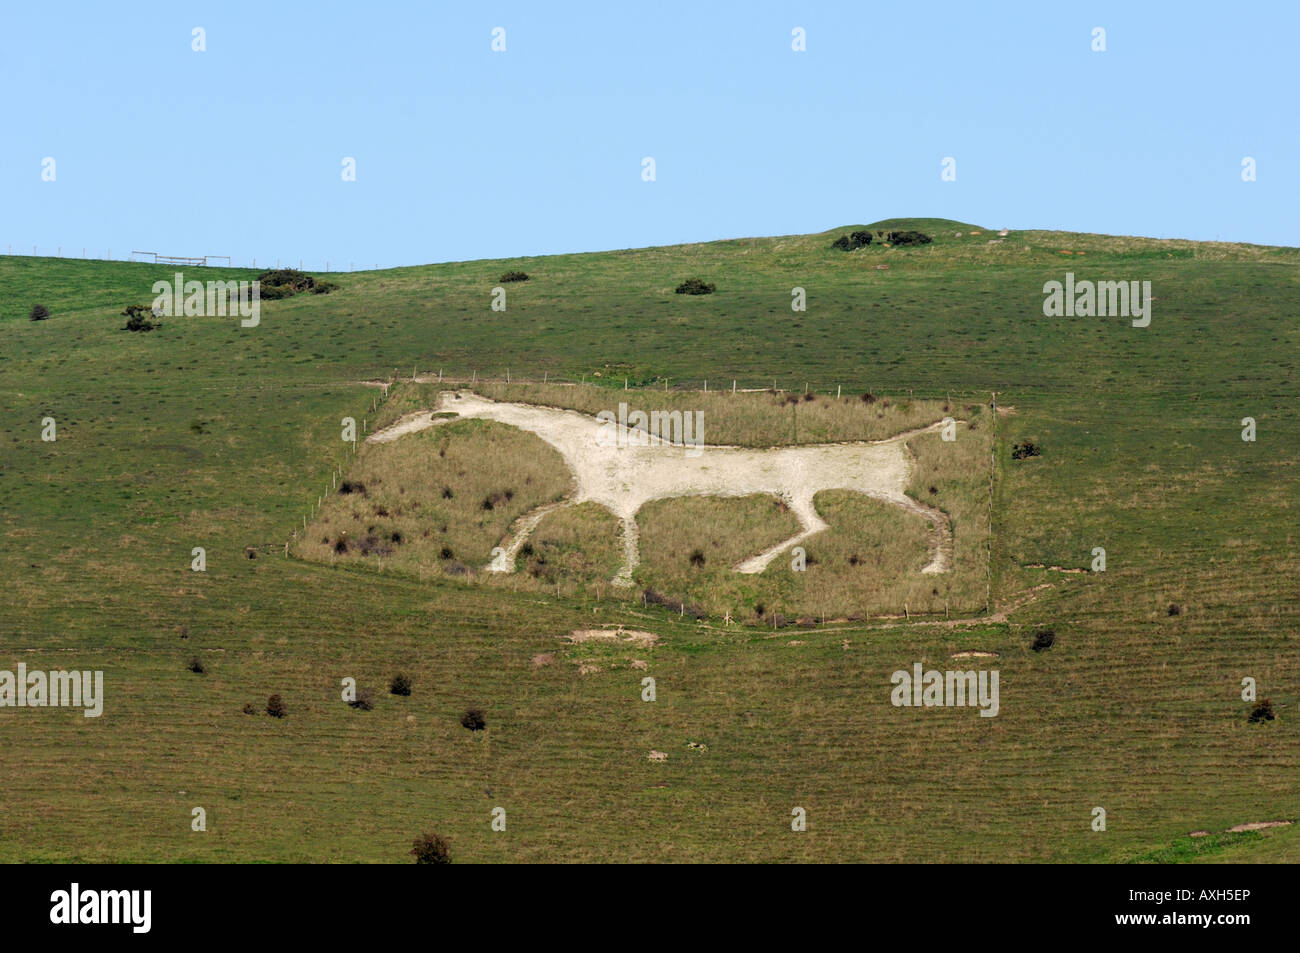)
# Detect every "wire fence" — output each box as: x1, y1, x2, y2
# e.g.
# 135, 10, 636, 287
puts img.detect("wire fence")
384, 367, 995, 405
2, 244, 384, 272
